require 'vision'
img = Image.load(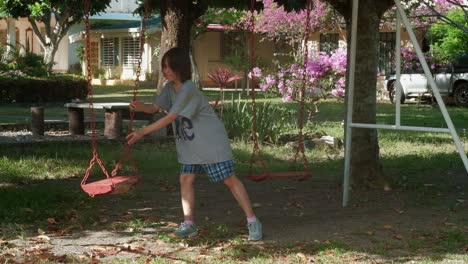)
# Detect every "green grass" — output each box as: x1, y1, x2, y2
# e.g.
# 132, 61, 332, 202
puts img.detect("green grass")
1, 85, 468, 263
